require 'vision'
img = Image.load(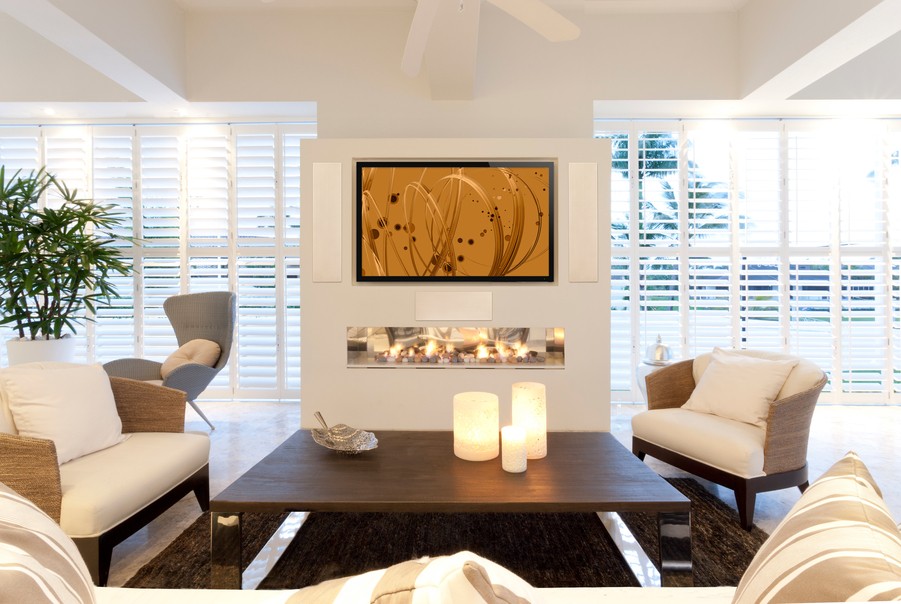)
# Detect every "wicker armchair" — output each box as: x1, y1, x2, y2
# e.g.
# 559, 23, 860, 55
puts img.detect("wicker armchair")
0, 377, 210, 585
103, 291, 236, 430
631, 351, 827, 530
